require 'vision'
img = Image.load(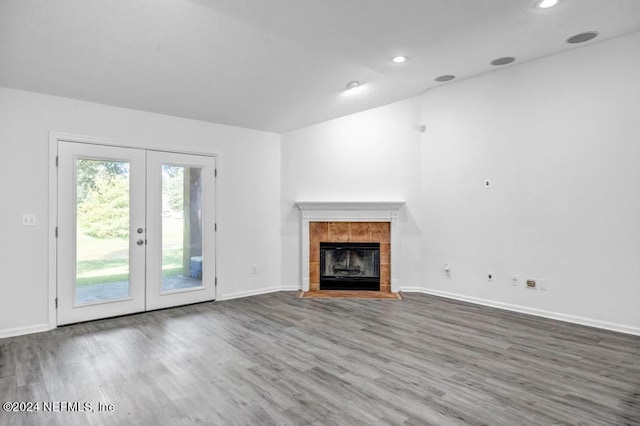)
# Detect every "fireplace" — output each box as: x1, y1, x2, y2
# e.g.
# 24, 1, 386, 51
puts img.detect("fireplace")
320, 242, 380, 291
295, 201, 405, 293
